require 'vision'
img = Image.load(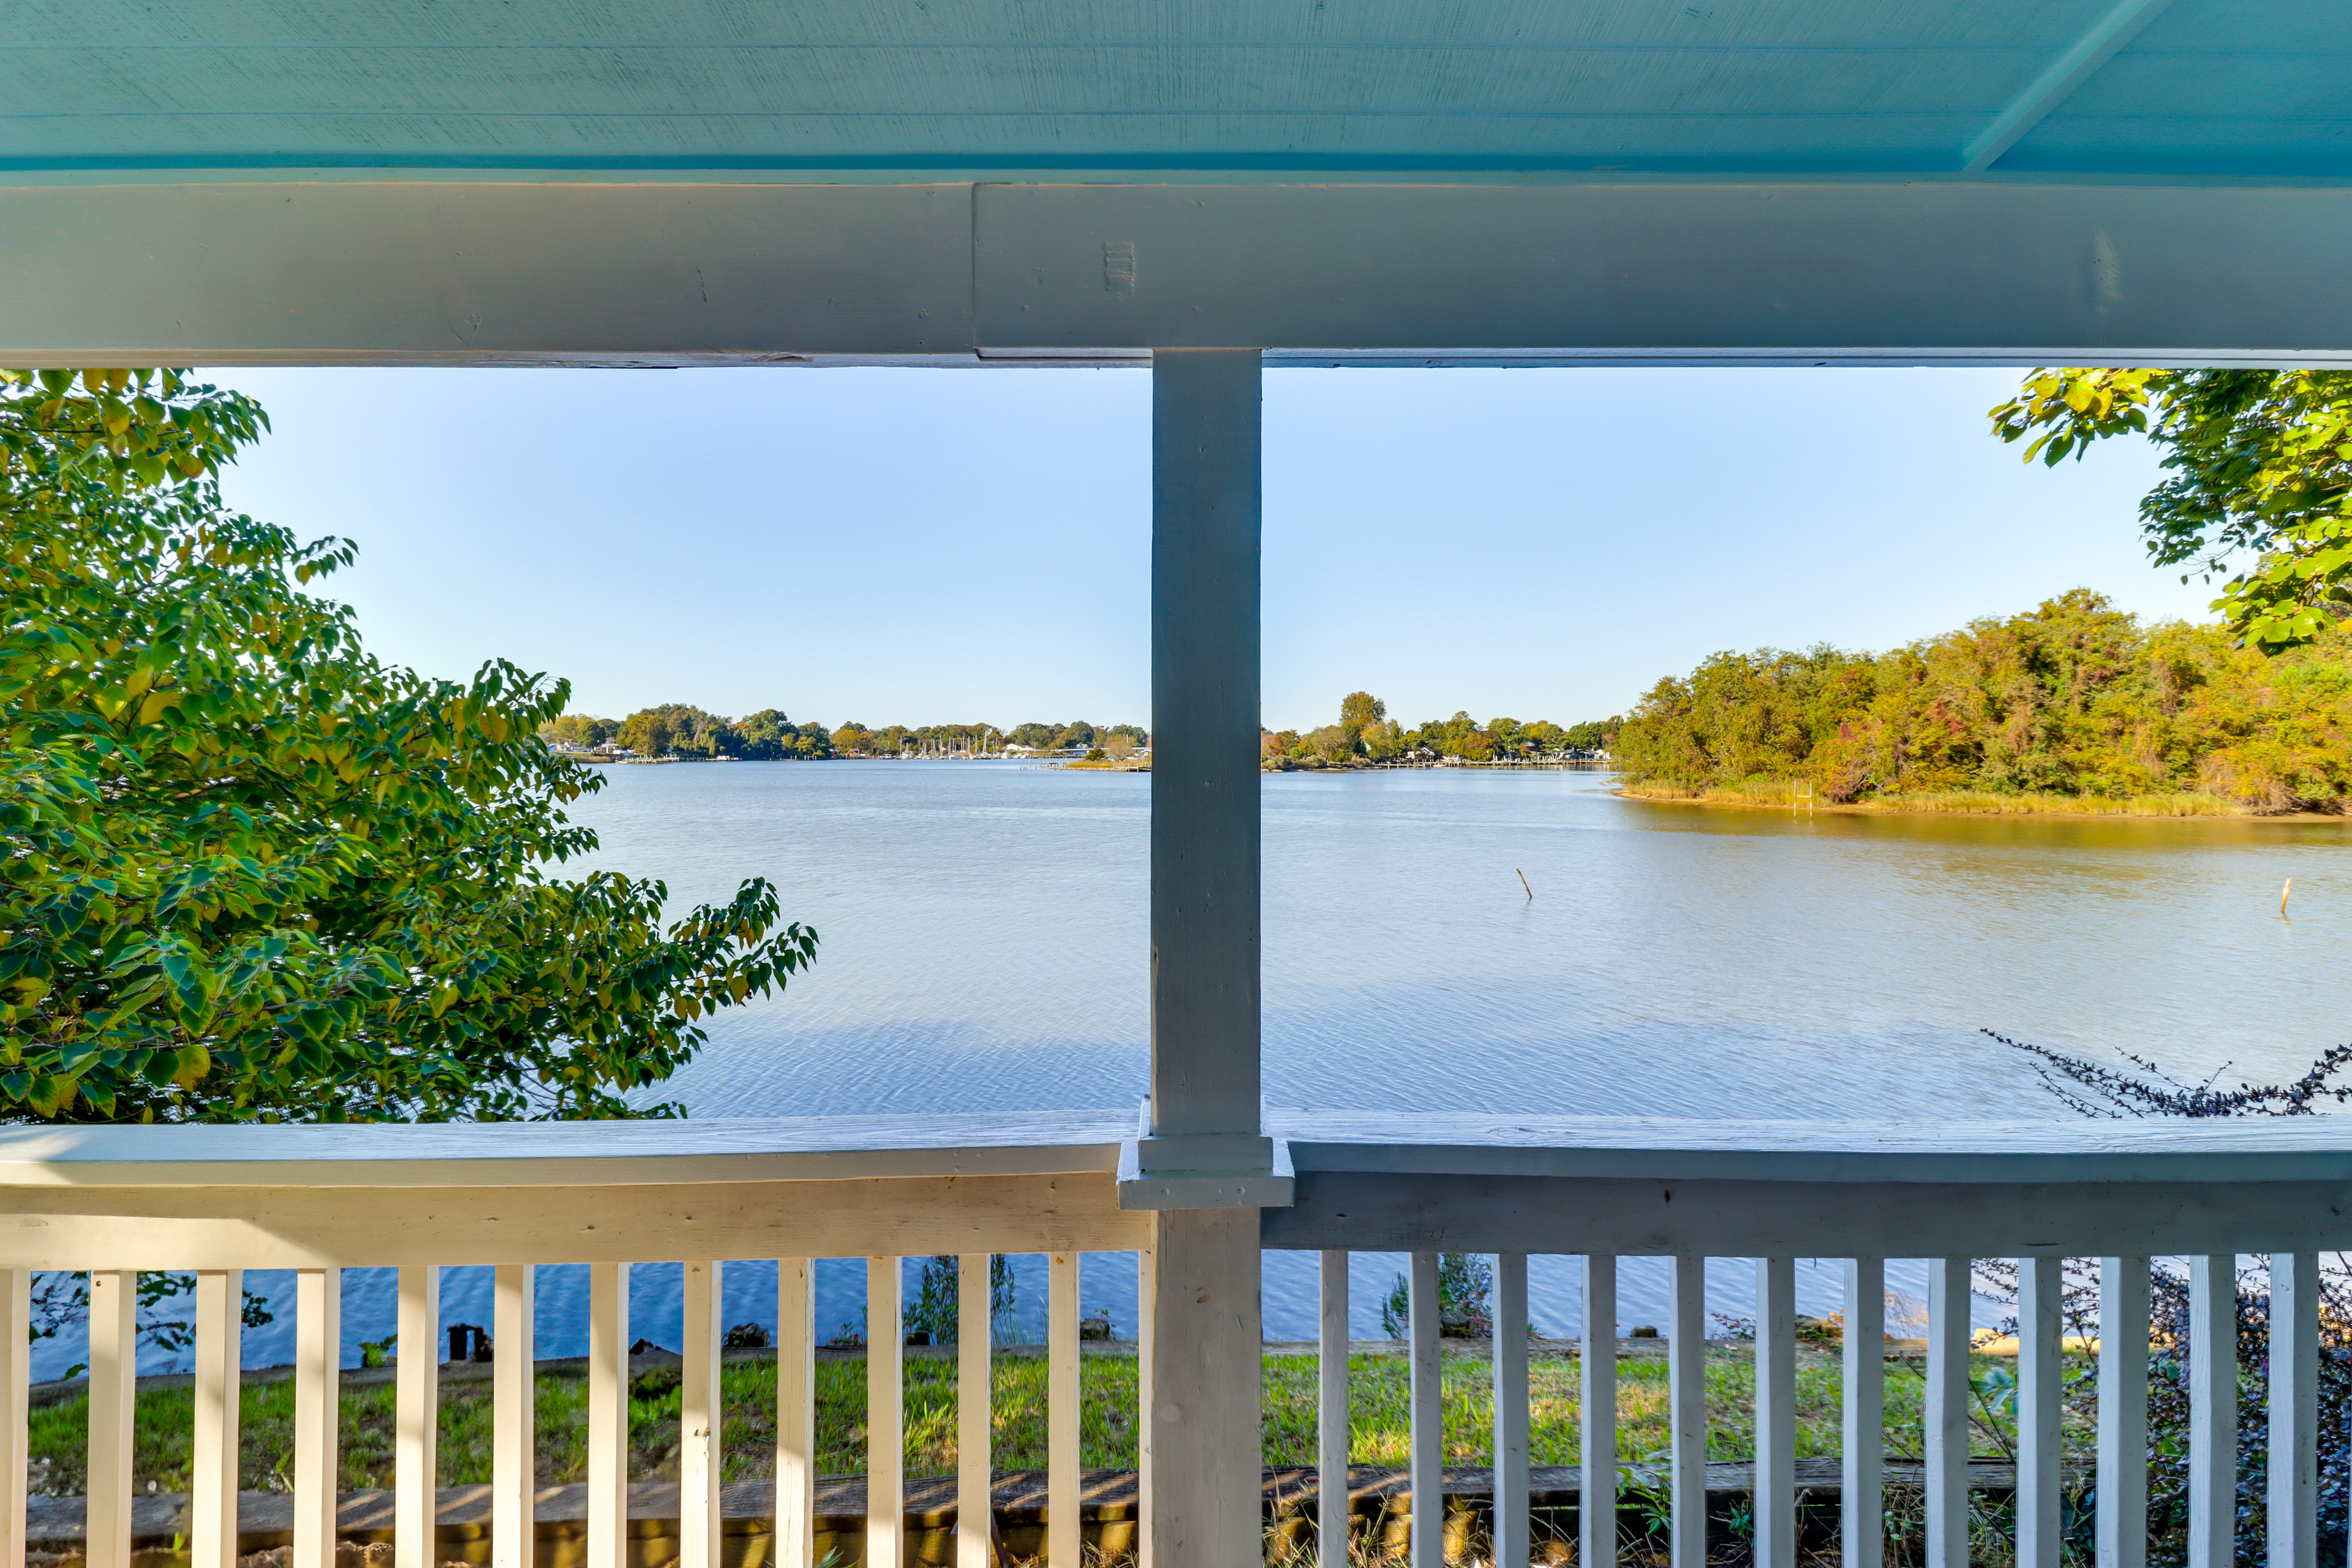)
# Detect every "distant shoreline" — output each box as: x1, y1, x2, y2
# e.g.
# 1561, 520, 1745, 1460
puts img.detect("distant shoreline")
1615, 785, 2351, 824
